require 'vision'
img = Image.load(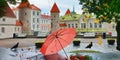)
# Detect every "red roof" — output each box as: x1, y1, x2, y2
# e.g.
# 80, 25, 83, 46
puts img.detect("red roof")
17, 1, 40, 11
16, 20, 23, 26
50, 3, 60, 13
59, 23, 67, 27
4, 2, 16, 18
29, 4, 41, 11
65, 9, 71, 15
41, 14, 51, 18
18, 2, 30, 8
